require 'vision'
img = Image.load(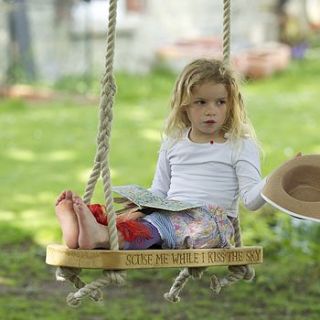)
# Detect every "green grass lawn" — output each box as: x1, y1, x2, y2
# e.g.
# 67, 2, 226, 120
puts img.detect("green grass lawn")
0, 58, 319, 319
